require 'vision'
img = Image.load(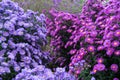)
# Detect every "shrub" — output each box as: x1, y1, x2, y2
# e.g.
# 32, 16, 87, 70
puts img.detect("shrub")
14, 65, 76, 80
78, 0, 120, 80
47, 9, 81, 68
0, 0, 49, 79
